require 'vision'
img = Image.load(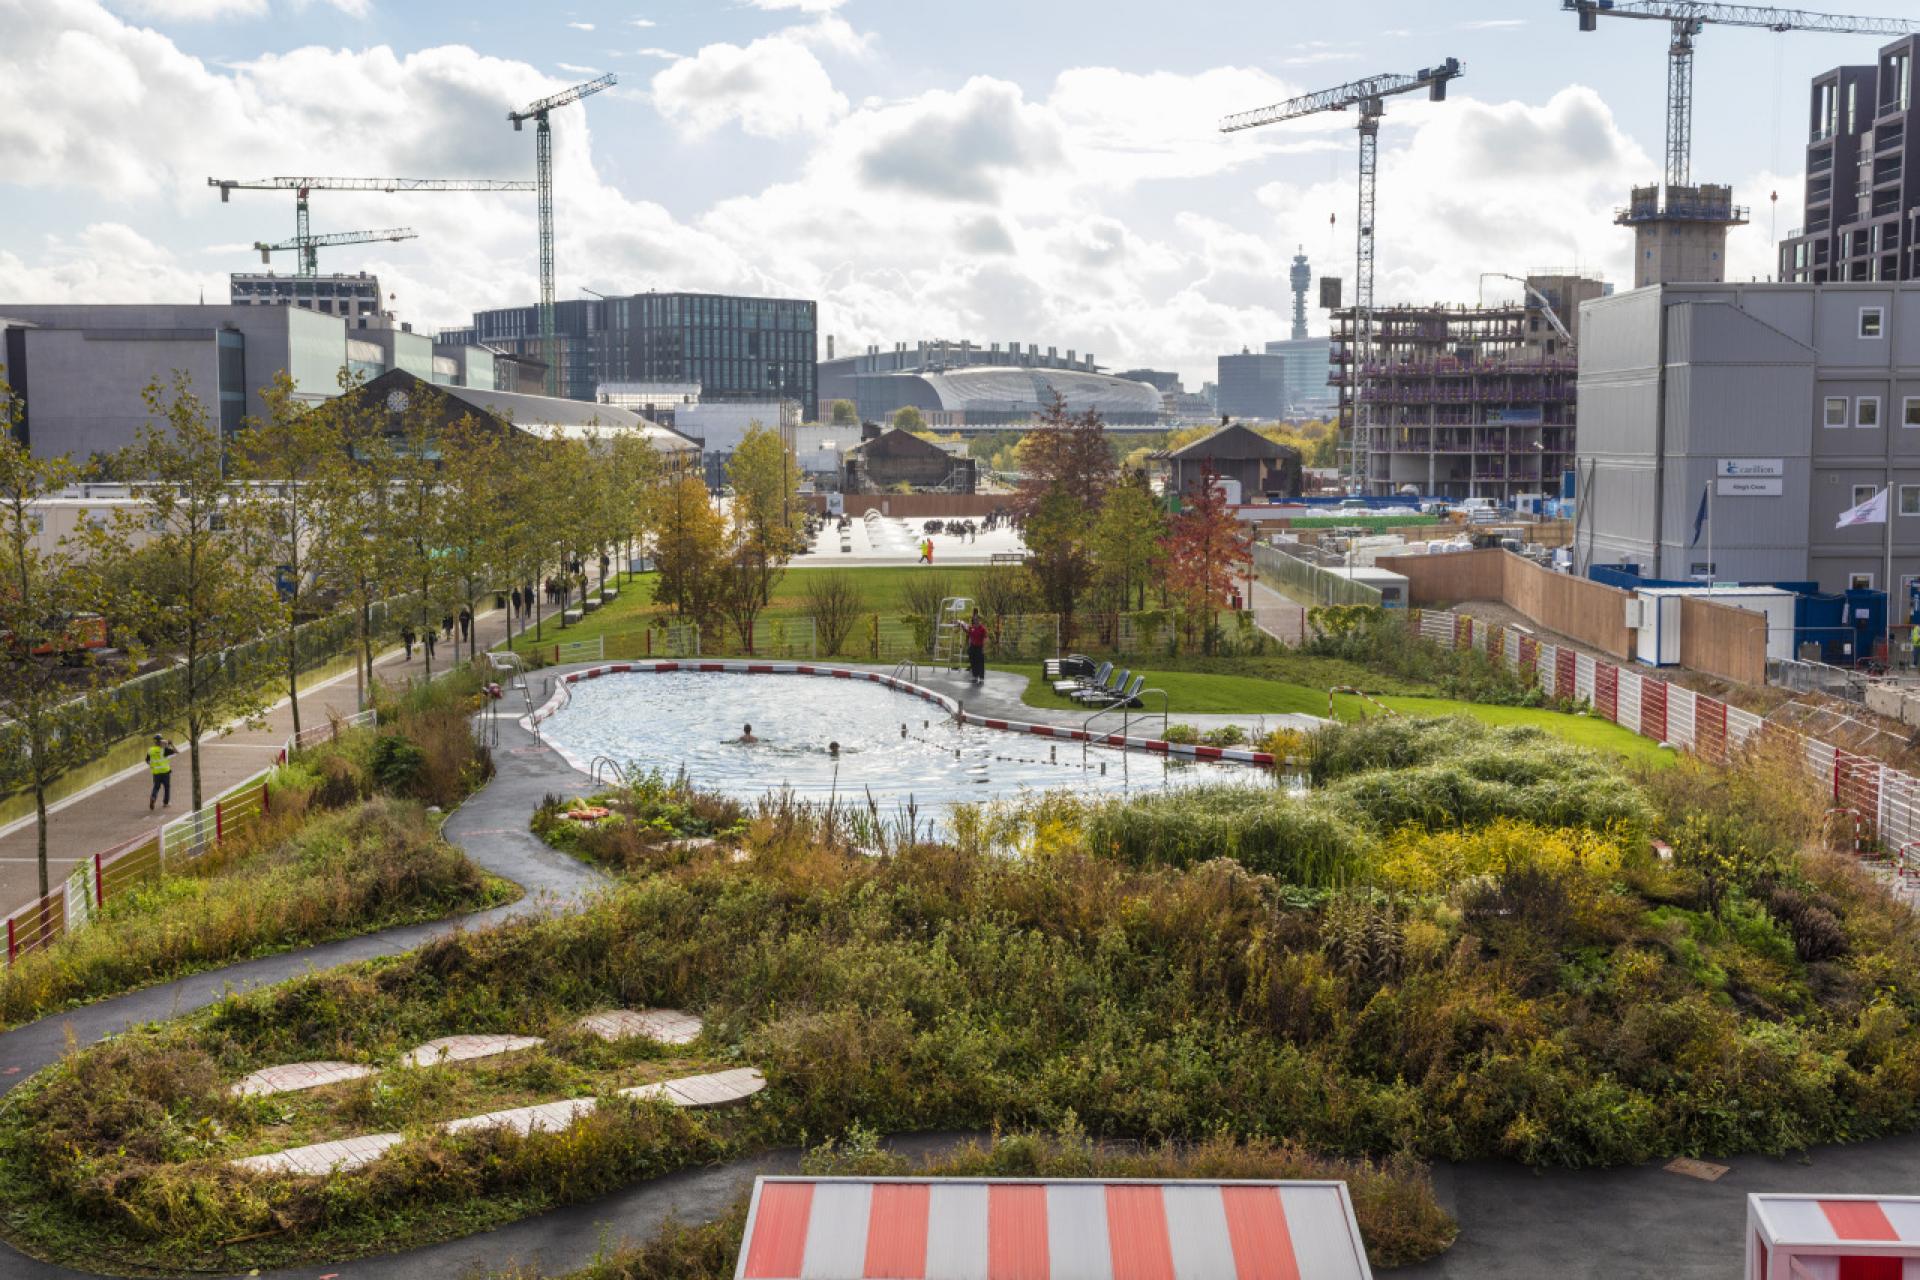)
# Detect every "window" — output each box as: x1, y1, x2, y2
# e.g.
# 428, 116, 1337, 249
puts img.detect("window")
1903, 485, 1920, 516
1859, 396, 1882, 428
1907, 397, 1920, 428
1861, 306, 1885, 339
1855, 484, 1878, 506
1852, 572, 1876, 591
1826, 396, 1851, 427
